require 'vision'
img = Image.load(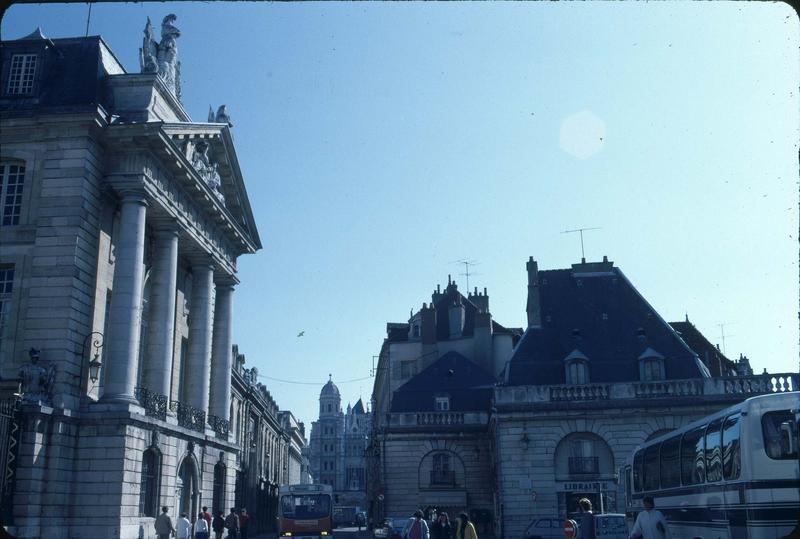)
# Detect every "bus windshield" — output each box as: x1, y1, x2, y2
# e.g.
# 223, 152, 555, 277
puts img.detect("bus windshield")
281, 494, 331, 519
